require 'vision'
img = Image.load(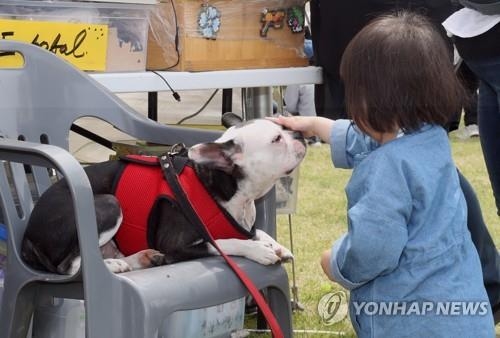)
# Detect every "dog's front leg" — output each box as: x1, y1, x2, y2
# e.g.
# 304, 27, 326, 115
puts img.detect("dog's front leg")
101, 241, 164, 273
254, 229, 294, 262
120, 249, 165, 270
209, 238, 281, 265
